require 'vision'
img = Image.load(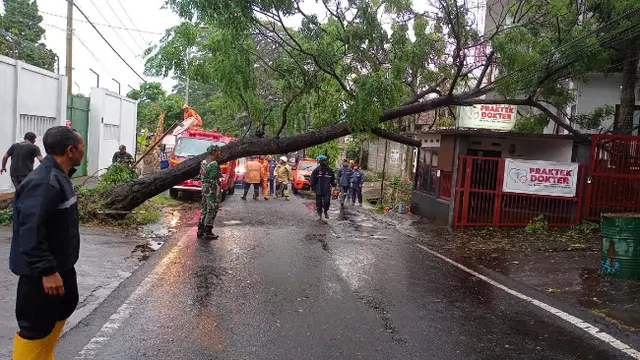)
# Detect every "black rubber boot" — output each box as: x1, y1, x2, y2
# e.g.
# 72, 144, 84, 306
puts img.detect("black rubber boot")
197, 224, 204, 238
203, 226, 219, 241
